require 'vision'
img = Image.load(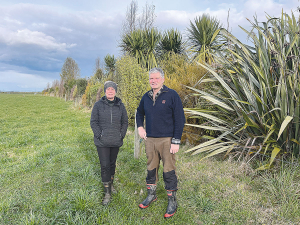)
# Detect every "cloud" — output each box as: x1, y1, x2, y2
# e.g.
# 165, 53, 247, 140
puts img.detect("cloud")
0, 3, 124, 80
243, 0, 282, 20
0, 69, 56, 92
156, 0, 299, 41
0, 28, 75, 51
156, 8, 244, 39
